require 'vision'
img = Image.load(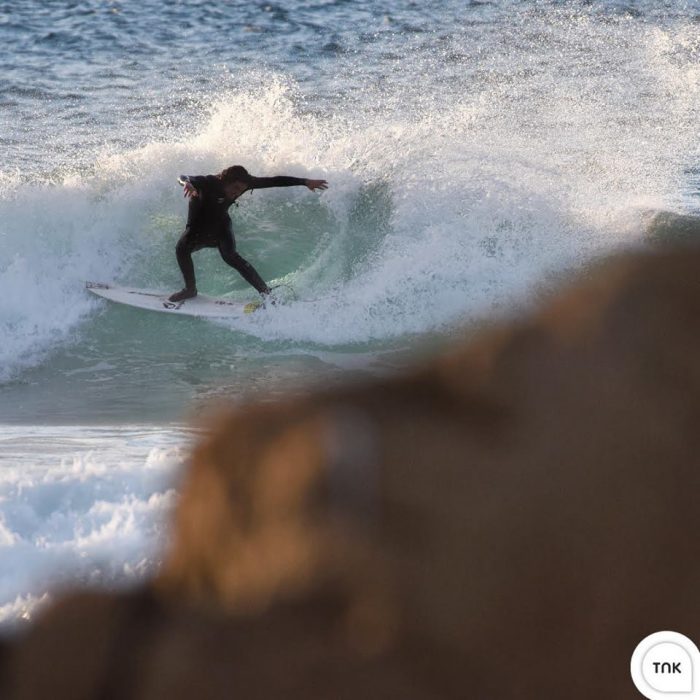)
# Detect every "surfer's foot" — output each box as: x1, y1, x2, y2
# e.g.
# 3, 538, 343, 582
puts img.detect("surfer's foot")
169, 287, 197, 302
261, 289, 276, 307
